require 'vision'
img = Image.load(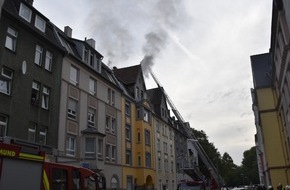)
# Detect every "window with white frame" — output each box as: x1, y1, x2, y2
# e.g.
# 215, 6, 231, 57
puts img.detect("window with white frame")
111, 118, 116, 134
0, 114, 8, 138
143, 109, 149, 122
98, 139, 103, 159
41, 86, 50, 109
44, 50, 53, 71
87, 108, 96, 127
105, 115, 110, 132
0, 68, 13, 95
28, 124, 36, 142
66, 135, 76, 156
5, 27, 18, 51
84, 48, 89, 63
70, 66, 78, 85
31, 81, 40, 105
107, 88, 115, 105
34, 45, 43, 66
89, 78, 96, 95
89, 52, 94, 67
68, 98, 77, 120
85, 137, 96, 159
35, 15, 46, 32
19, 3, 32, 22
39, 128, 47, 145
